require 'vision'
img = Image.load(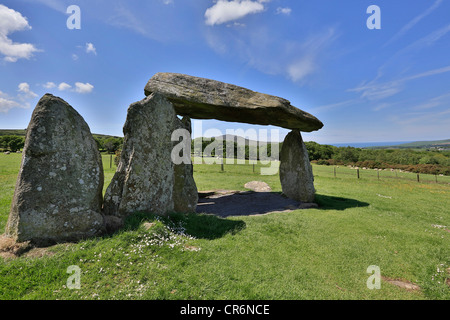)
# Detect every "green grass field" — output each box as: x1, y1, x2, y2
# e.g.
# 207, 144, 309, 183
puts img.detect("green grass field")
0, 153, 448, 300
